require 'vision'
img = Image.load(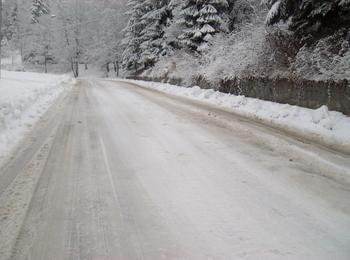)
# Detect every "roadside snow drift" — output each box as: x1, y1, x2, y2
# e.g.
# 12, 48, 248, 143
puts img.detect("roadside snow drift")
0, 70, 71, 163
121, 79, 350, 152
